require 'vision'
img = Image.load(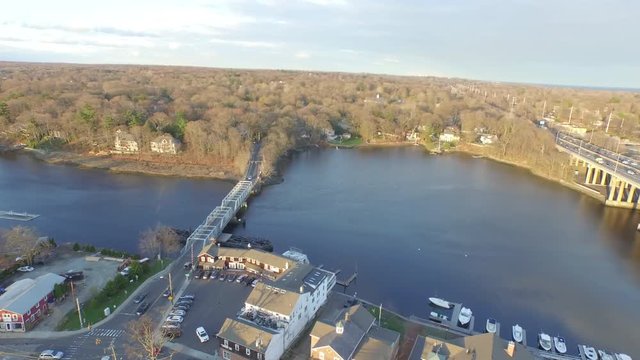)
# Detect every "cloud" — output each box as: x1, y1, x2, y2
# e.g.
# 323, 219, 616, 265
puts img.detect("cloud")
295, 51, 311, 59
302, 0, 349, 6
210, 38, 281, 48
